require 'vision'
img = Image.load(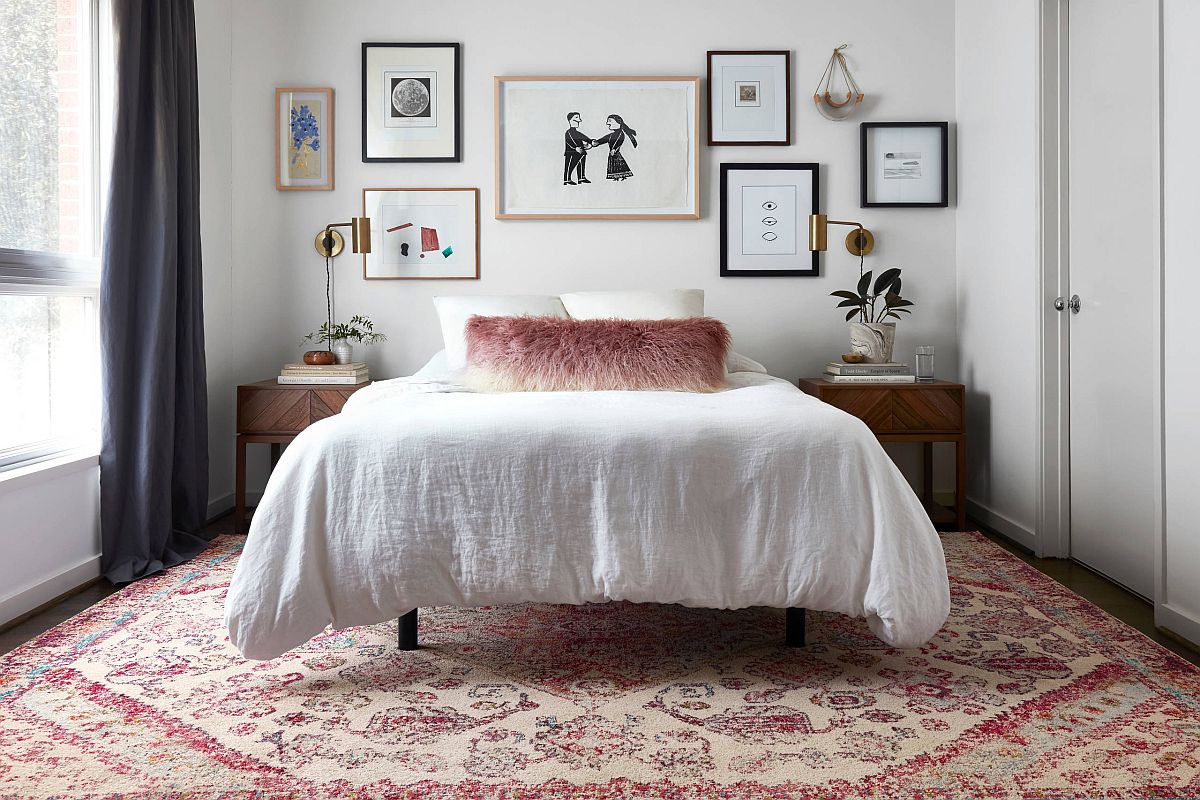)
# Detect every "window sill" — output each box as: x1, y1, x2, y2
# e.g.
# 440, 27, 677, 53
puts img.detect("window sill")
0, 450, 100, 495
